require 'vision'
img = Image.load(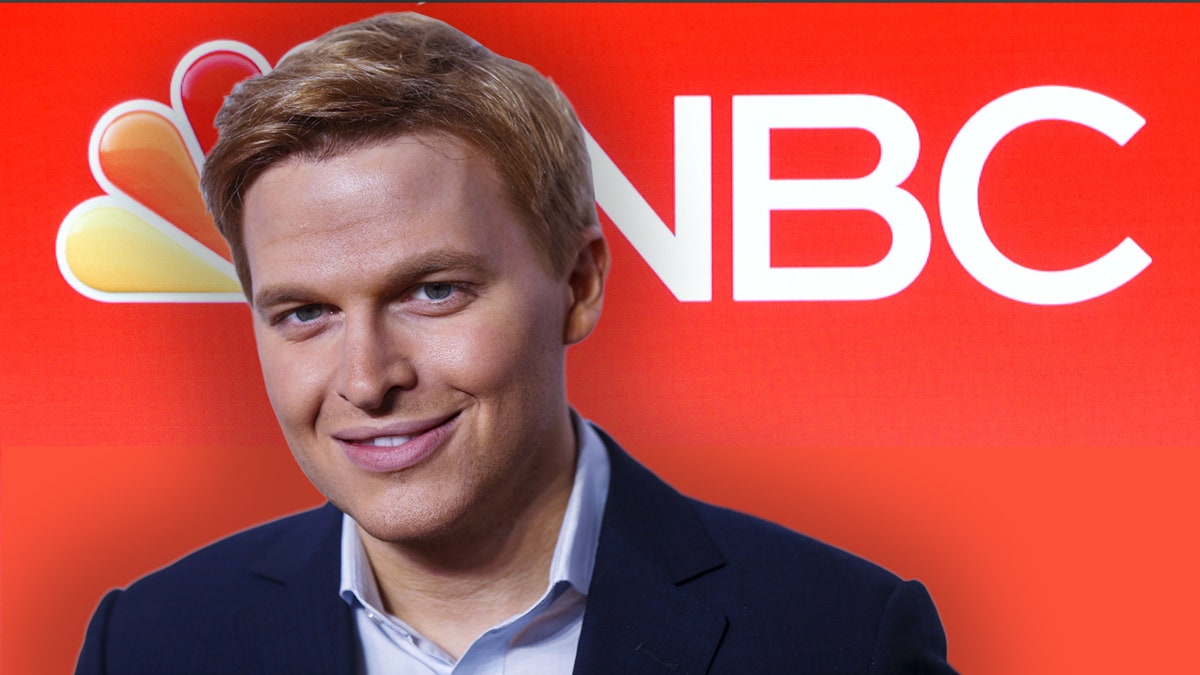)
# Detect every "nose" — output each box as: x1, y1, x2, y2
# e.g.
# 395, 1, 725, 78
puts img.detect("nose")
335, 314, 416, 411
